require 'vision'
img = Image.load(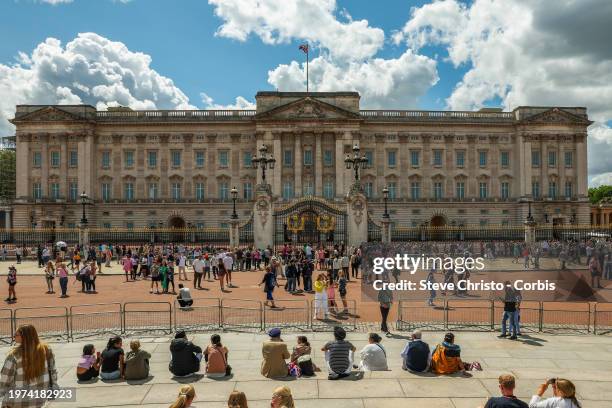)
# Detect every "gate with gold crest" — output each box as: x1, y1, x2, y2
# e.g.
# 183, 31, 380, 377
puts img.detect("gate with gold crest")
274, 197, 347, 248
